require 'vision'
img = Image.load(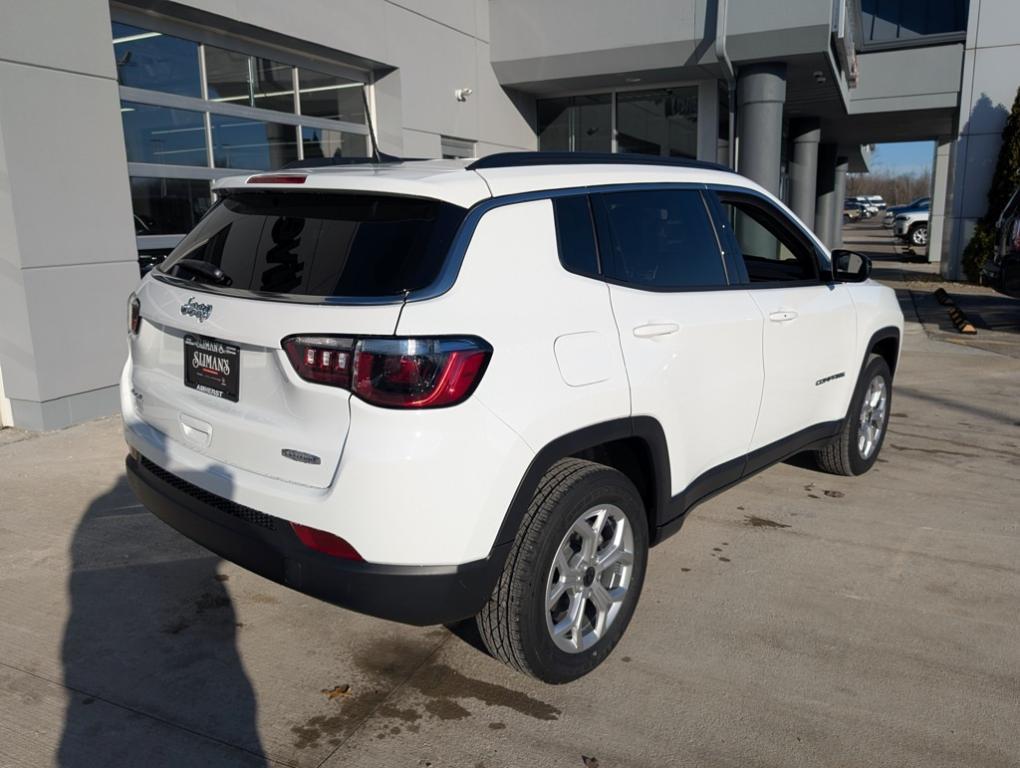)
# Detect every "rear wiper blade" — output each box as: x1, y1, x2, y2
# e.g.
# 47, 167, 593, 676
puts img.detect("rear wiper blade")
172, 259, 233, 287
